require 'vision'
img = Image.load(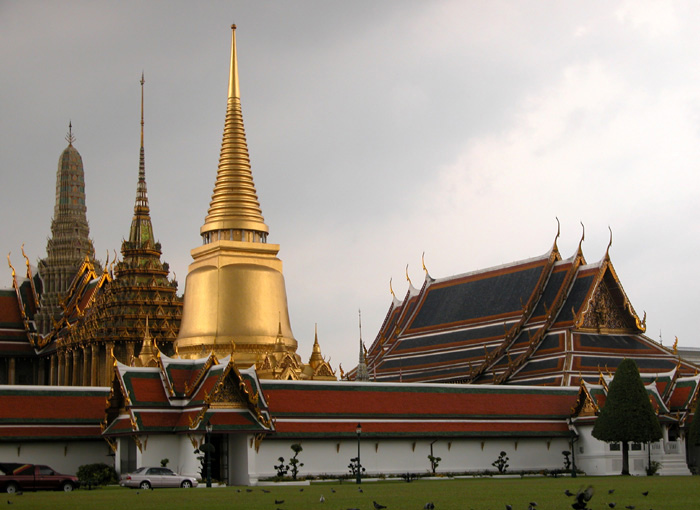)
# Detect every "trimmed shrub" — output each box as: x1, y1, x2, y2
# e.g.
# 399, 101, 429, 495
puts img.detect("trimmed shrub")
77, 463, 118, 486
